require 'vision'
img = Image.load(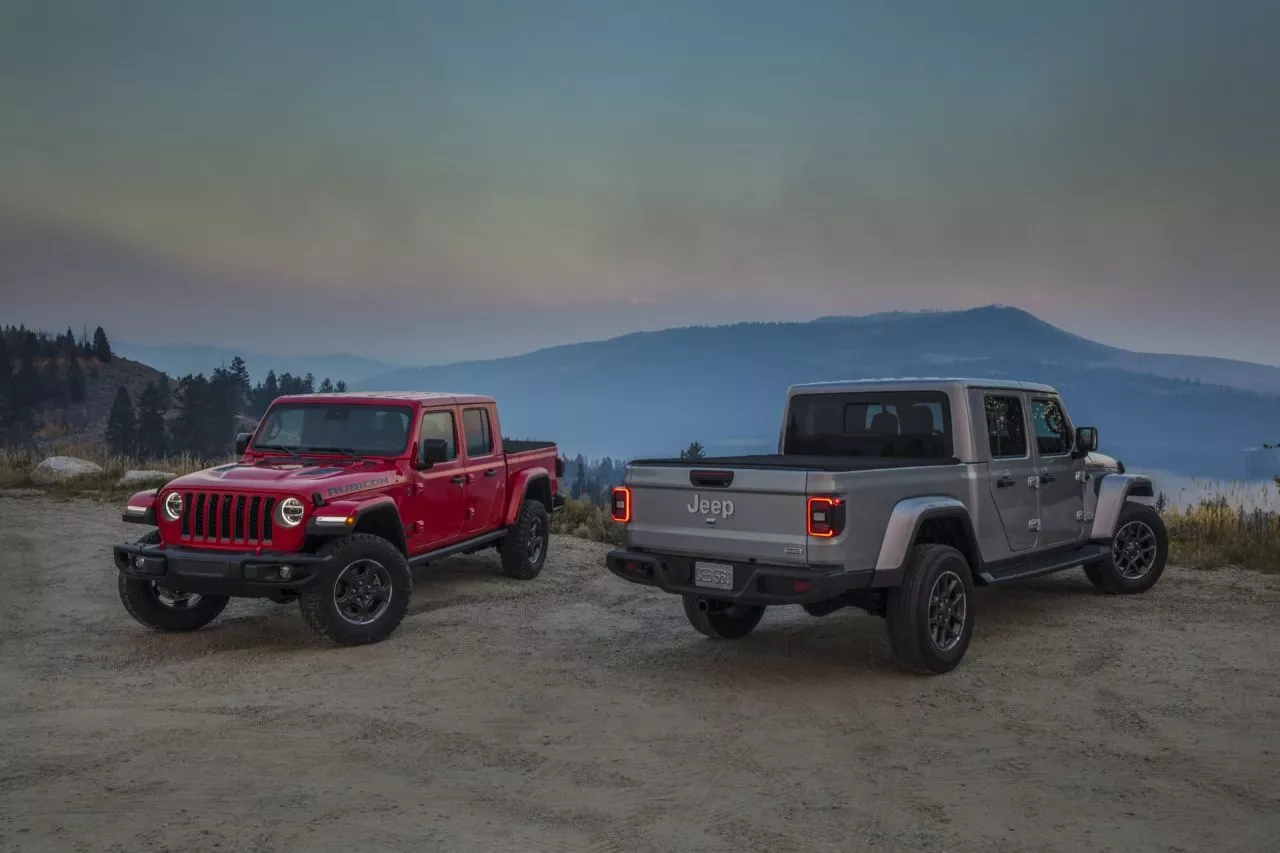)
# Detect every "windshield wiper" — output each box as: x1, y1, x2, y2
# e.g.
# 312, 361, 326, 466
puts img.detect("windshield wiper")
300, 446, 362, 460
254, 444, 300, 459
